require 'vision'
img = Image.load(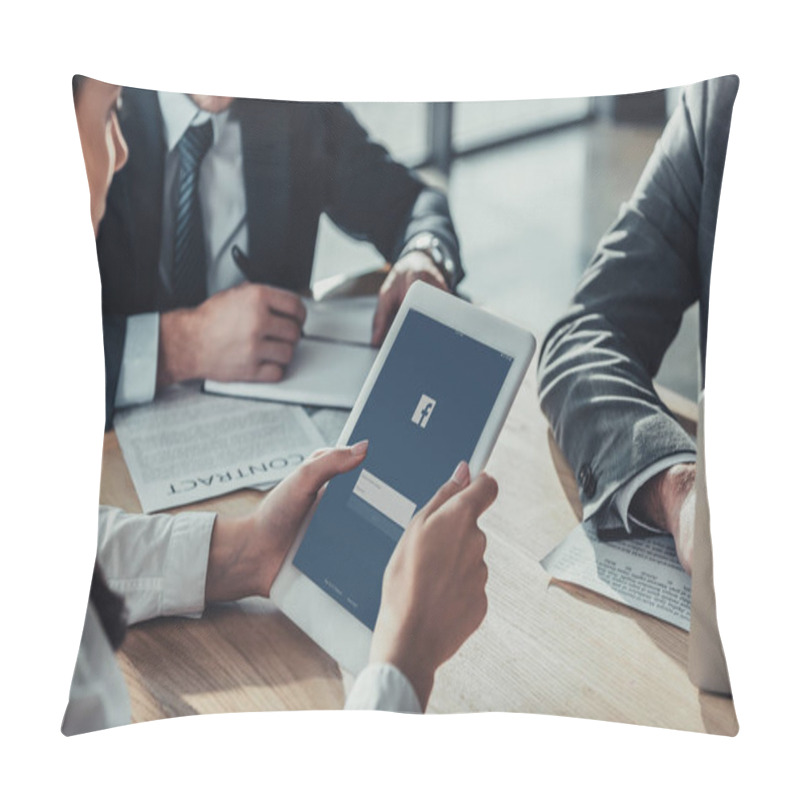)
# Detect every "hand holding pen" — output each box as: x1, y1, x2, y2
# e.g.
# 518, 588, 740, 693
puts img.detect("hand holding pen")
158, 246, 306, 386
